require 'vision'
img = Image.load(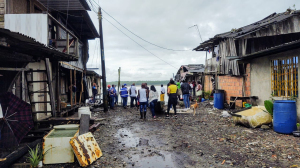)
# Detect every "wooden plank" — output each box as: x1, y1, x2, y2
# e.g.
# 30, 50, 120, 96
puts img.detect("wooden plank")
66, 33, 69, 54
0, 67, 29, 71
21, 70, 25, 101
79, 114, 90, 135
74, 70, 76, 105
0, 139, 42, 167
70, 69, 73, 108
79, 72, 83, 103
45, 58, 56, 117
55, 62, 61, 113
89, 123, 101, 133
